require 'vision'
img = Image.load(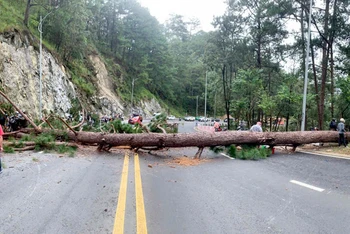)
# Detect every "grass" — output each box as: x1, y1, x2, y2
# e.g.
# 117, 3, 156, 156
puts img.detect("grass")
71, 73, 95, 97
0, 0, 26, 32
